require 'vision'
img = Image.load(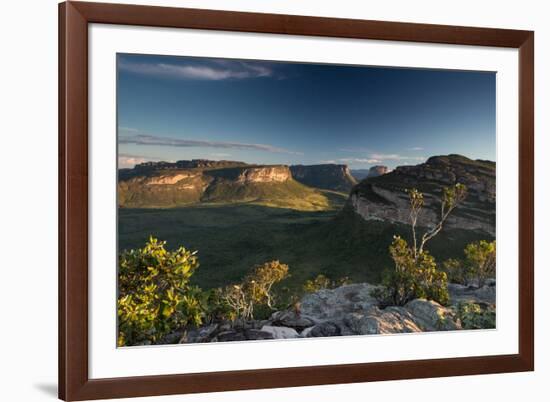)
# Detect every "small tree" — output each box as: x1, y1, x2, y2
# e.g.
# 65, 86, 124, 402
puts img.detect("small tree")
373, 184, 466, 306
373, 236, 449, 306
408, 183, 467, 258
464, 240, 496, 287
221, 284, 254, 321
246, 260, 289, 310
222, 260, 289, 321
117, 237, 203, 346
